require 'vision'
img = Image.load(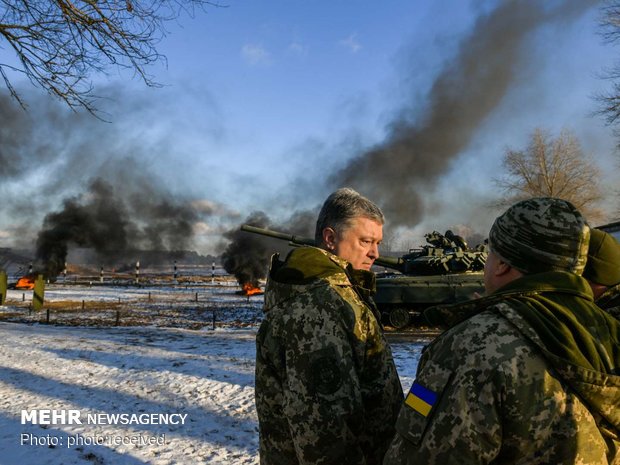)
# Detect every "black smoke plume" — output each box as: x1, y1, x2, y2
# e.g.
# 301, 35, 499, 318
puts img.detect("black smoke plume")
222, 212, 272, 287
331, 0, 596, 227
0, 89, 227, 277
222, 211, 316, 288
35, 178, 199, 278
